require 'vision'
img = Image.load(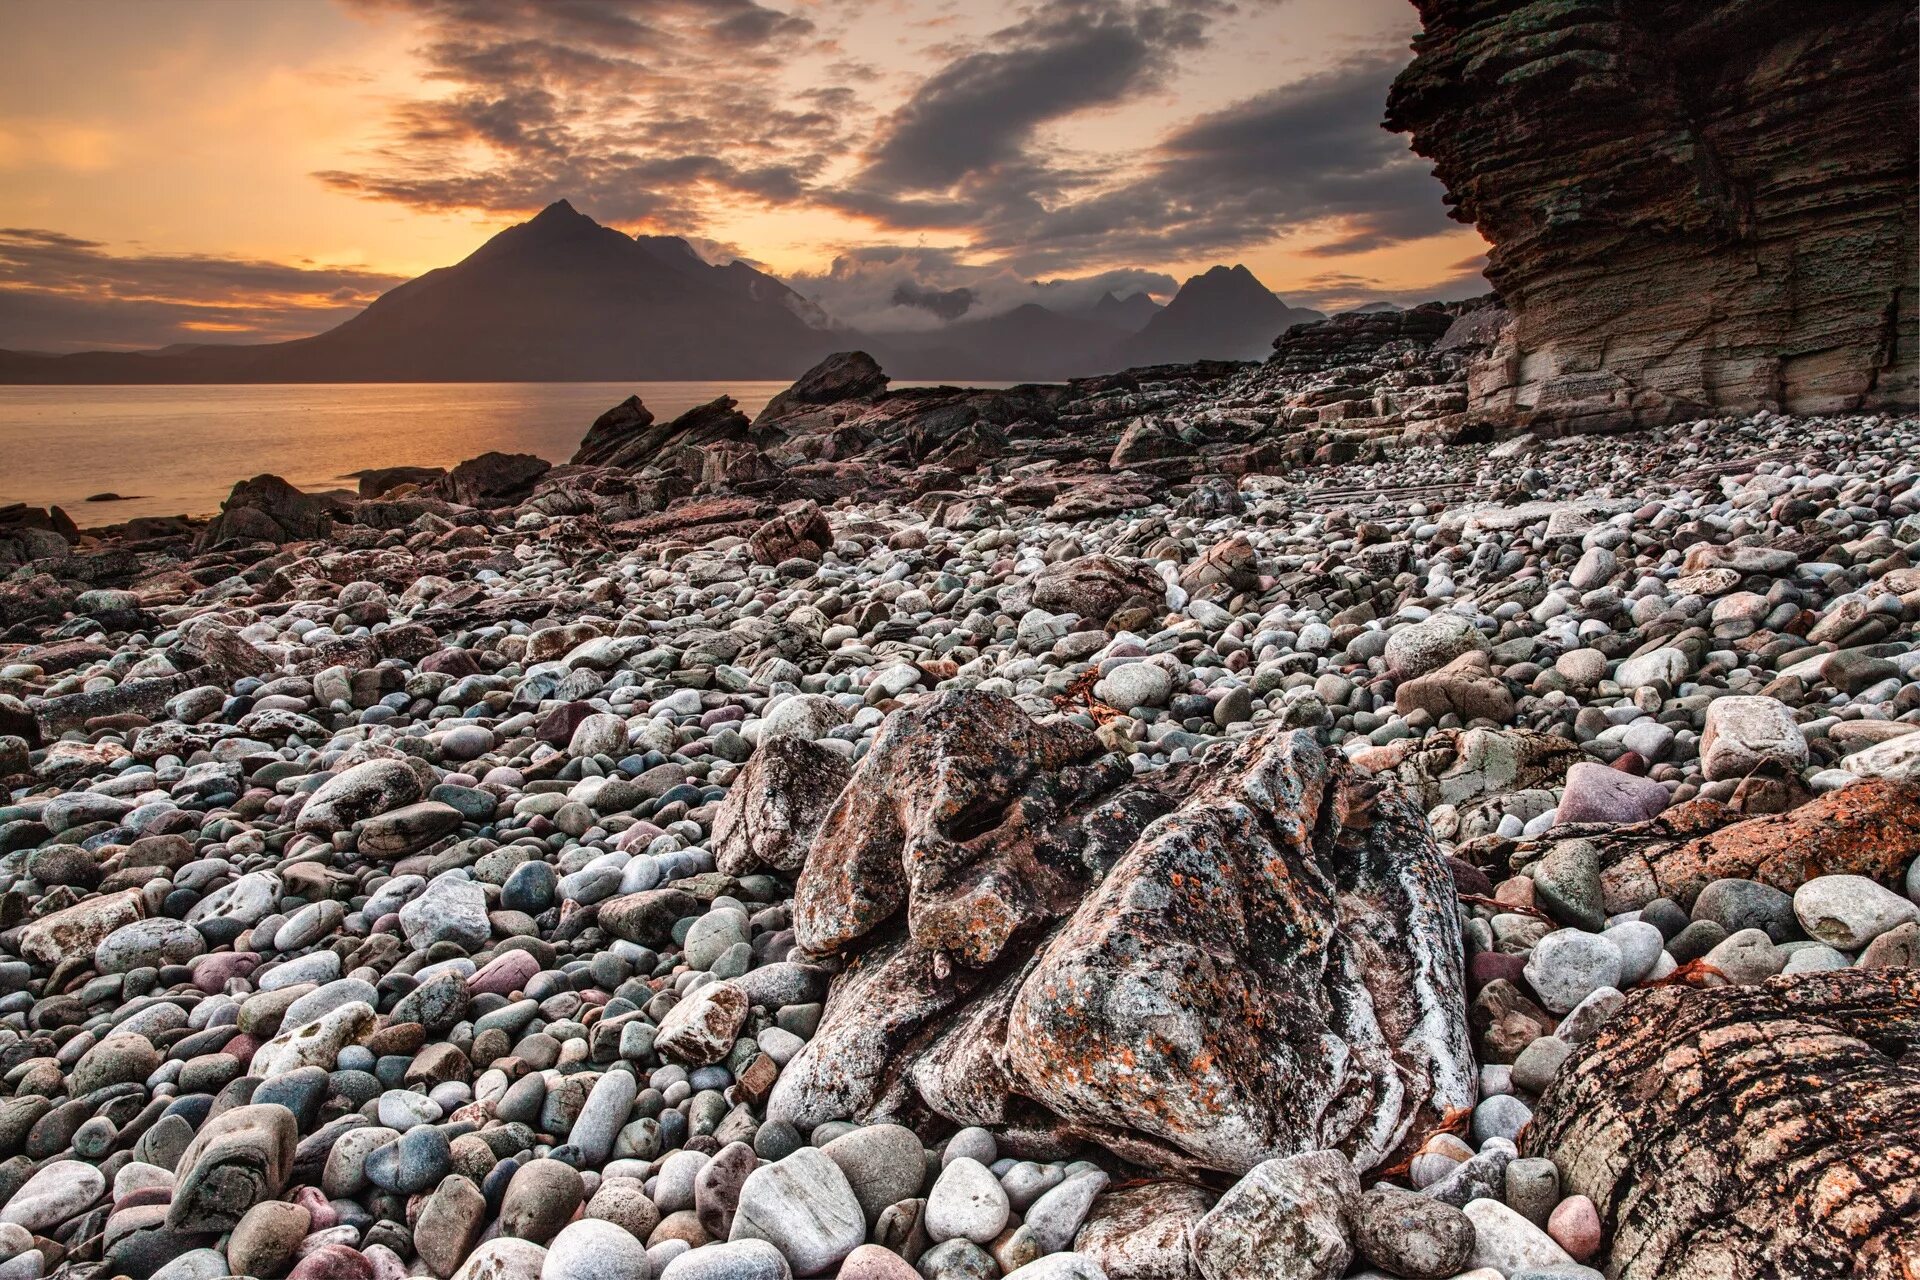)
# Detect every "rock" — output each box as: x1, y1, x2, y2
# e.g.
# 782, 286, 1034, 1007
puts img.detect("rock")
1843, 734, 1920, 784
298, 759, 423, 834
1030, 556, 1167, 624
749, 502, 832, 565
168, 1104, 298, 1232
446, 452, 551, 507
728, 1147, 865, 1276
452, 1240, 547, 1280
95, 917, 206, 972
416, 1175, 489, 1278
400, 875, 491, 951
228, 1200, 312, 1278
1394, 650, 1513, 724
1461, 1199, 1575, 1275
820, 1124, 927, 1226
1072, 1182, 1212, 1280
197, 474, 338, 546
542, 1219, 651, 1280
1699, 697, 1809, 781
1589, 780, 1920, 911
756, 351, 889, 424
925, 1158, 1009, 1246
777, 693, 1473, 1178
1386, 0, 1917, 431
501, 1160, 586, 1245
760, 694, 849, 743
712, 736, 851, 876
655, 982, 750, 1065
1352, 1184, 1475, 1280
1188, 1150, 1359, 1280
1385, 614, 1488, 679
1523, 930, 1624, 1014
1613, 648, 1688, 693
0, 1160, 104, 1233
251, 998, 375, 1077
837, 1245, 918, 1280
658, 1240, 790, 1280
1093, 664, 1172, 710
1555, 763, 1669, 826
1793, 875, 1920, 950
15, 886, 144, 966
1528, 971, 1920, 1278
1548, 1195, 1602, 1263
